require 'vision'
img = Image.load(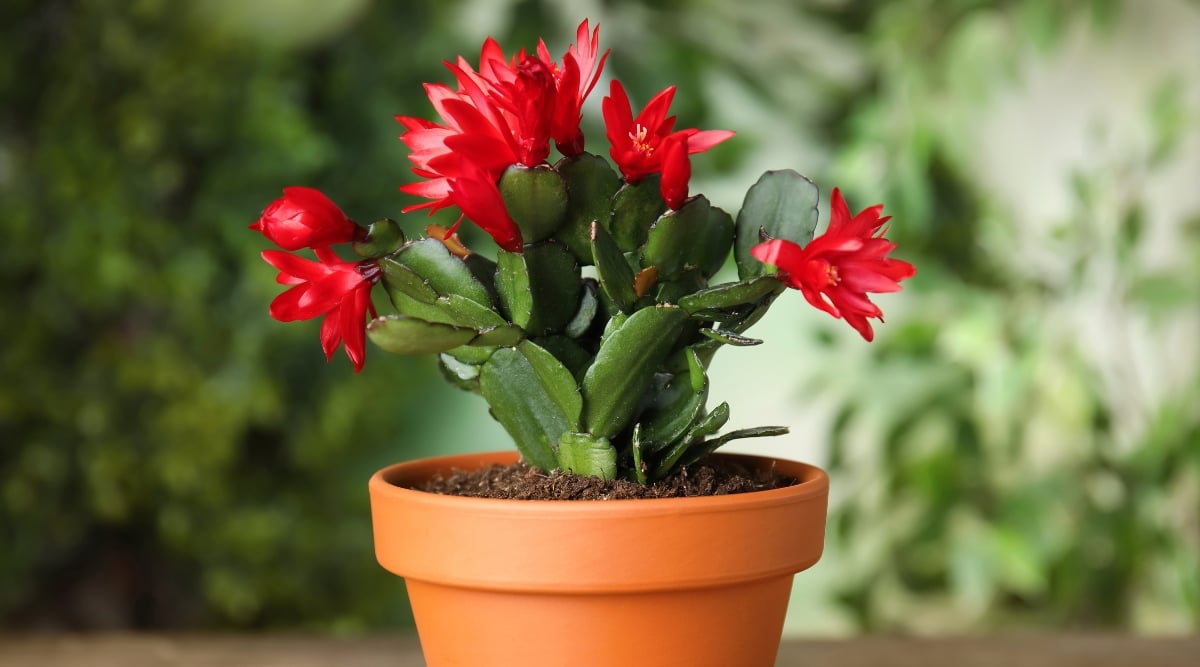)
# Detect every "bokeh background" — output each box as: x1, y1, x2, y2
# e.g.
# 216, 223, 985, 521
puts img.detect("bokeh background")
2, 0, 1197, 636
